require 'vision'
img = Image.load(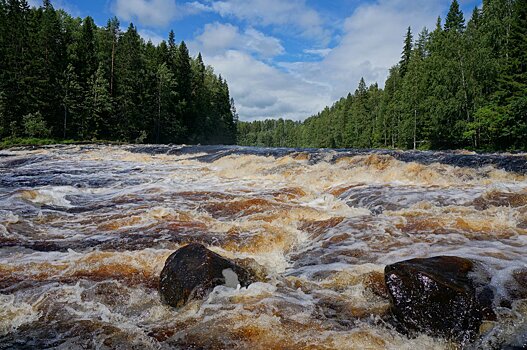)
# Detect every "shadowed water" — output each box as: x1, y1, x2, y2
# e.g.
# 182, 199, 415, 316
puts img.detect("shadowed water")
0, 144, 526, 349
